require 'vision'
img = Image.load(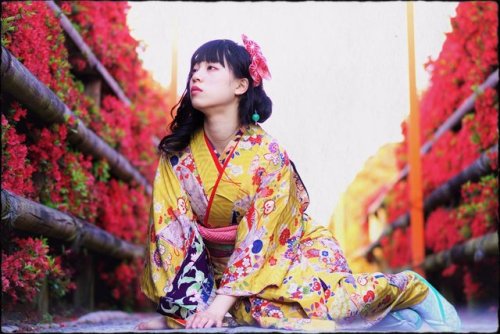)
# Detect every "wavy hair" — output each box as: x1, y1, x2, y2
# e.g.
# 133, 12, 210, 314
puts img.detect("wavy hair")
158, 39, 272, 155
